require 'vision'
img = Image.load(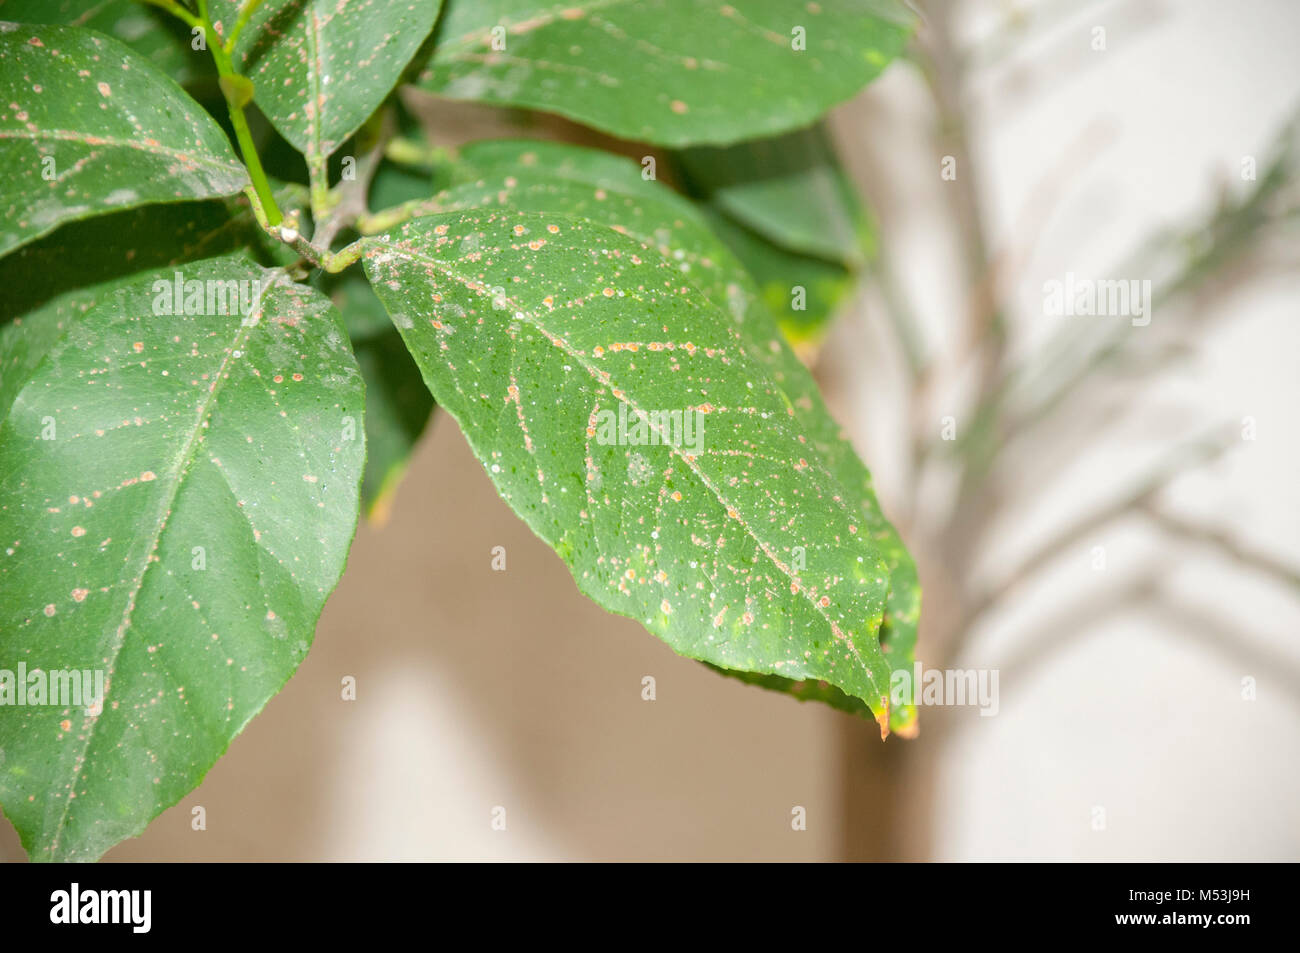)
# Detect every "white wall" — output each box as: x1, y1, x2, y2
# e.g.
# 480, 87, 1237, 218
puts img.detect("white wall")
826, 0, 1300, 860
